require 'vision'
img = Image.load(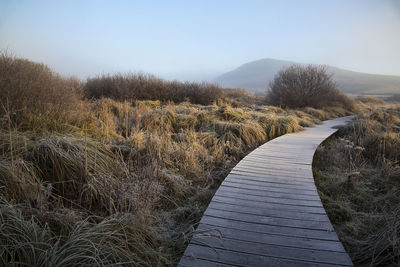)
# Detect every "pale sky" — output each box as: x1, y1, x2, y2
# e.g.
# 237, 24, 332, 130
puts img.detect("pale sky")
1, 0, 399, 80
